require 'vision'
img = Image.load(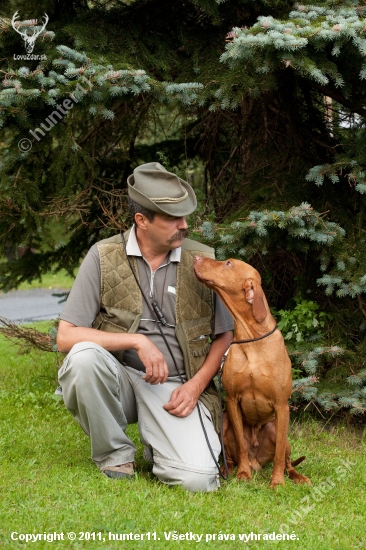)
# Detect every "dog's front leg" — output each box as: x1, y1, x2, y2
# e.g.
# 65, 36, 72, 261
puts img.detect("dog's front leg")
270, 403, 289, 488
226, 398, 252, 480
